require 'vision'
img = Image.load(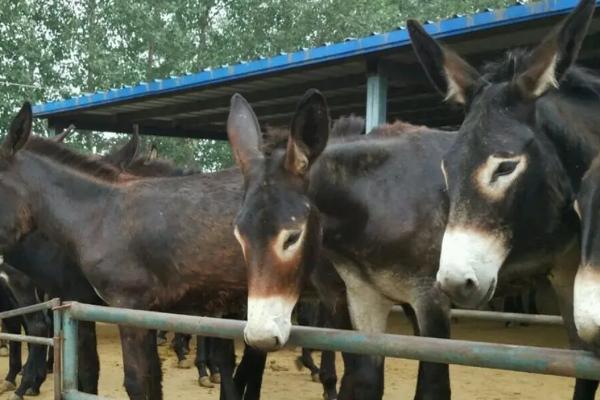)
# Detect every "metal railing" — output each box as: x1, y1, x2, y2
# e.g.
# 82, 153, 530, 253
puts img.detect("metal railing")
0, 298, 62, 400
391, 306, 564, 326
56, 301, 598, 399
